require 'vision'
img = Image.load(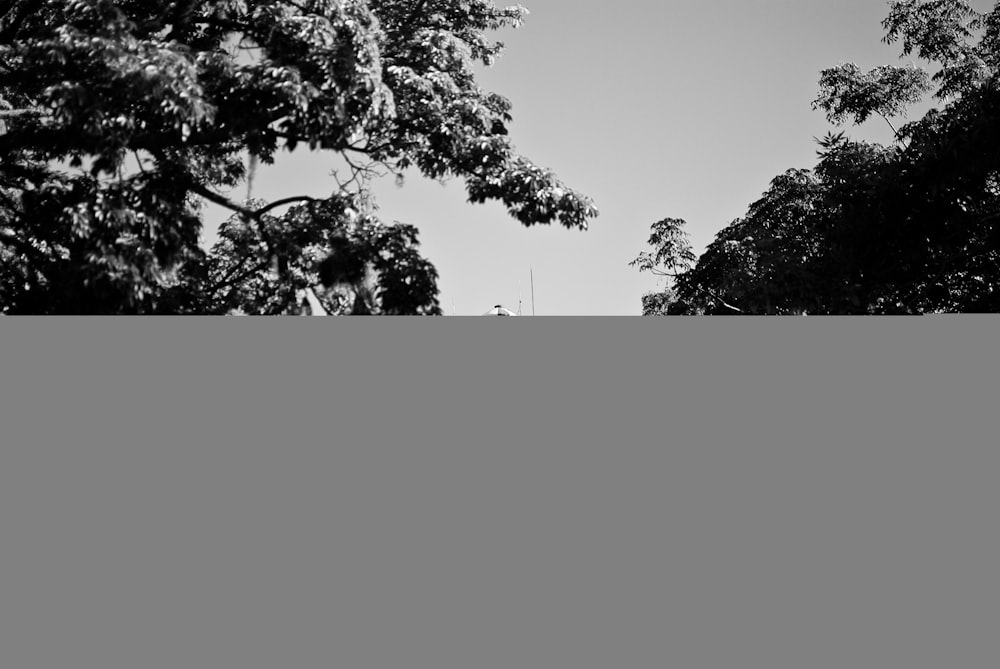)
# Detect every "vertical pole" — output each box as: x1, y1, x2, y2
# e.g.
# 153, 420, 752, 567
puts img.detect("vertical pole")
530, 267, 535, 316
